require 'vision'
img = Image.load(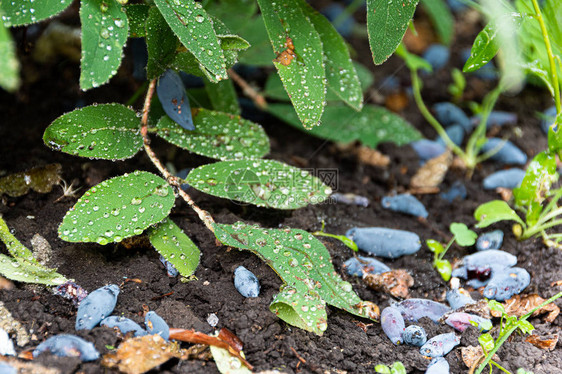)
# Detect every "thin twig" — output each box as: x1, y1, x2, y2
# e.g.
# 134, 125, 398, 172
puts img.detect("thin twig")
228, 68, 268, 110
140, 79, 216, 233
